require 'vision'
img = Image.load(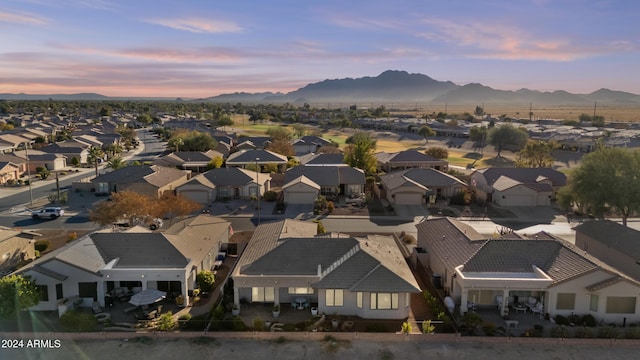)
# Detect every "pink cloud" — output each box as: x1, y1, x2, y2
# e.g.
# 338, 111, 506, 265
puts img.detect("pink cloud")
0, 10, 48, 26
144, 17, 242, 33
